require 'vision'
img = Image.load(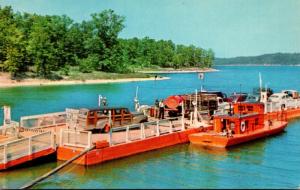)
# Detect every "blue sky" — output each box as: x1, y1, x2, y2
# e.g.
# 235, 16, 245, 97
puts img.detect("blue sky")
0, 0, 299, 58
